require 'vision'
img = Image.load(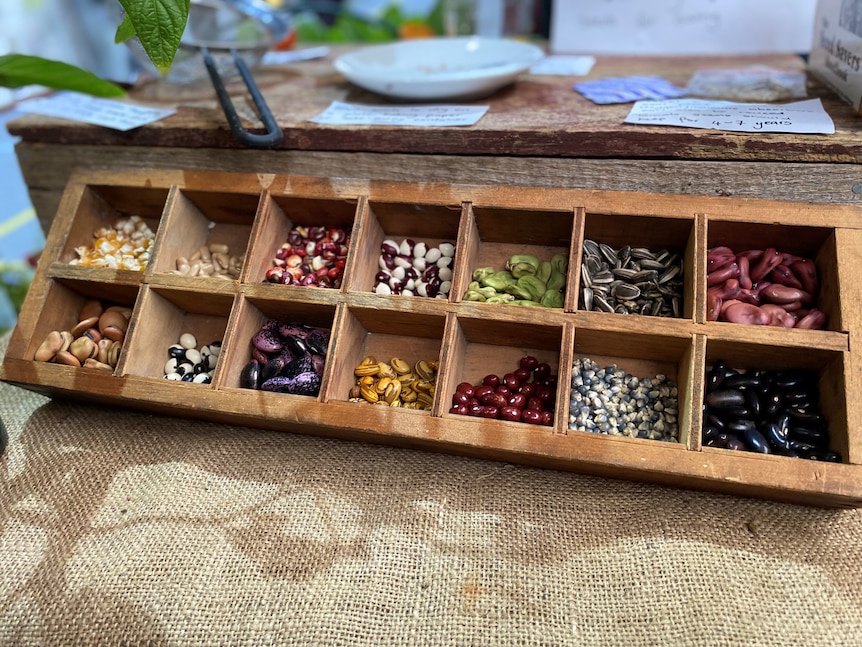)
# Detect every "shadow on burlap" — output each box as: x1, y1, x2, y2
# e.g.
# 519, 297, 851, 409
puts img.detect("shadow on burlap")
1, 335, 861, 646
